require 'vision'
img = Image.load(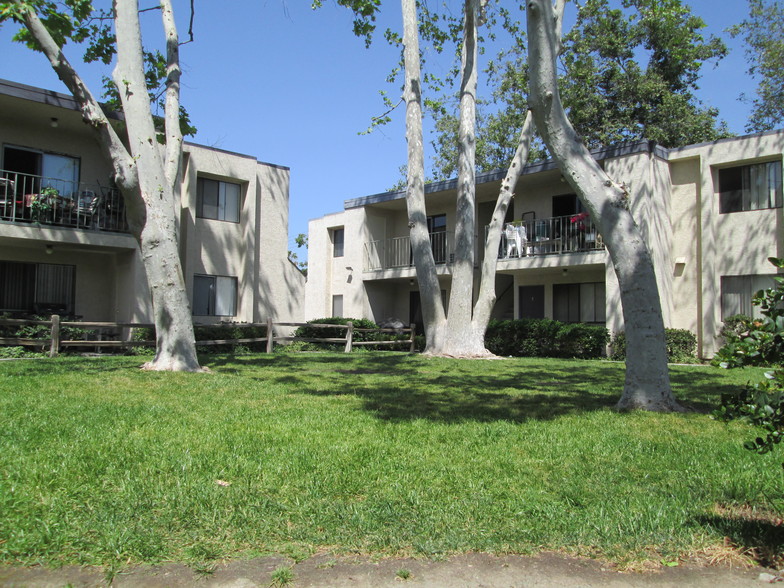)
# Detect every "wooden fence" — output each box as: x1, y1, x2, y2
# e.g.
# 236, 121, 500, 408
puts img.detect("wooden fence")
0, 316, 417, 357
